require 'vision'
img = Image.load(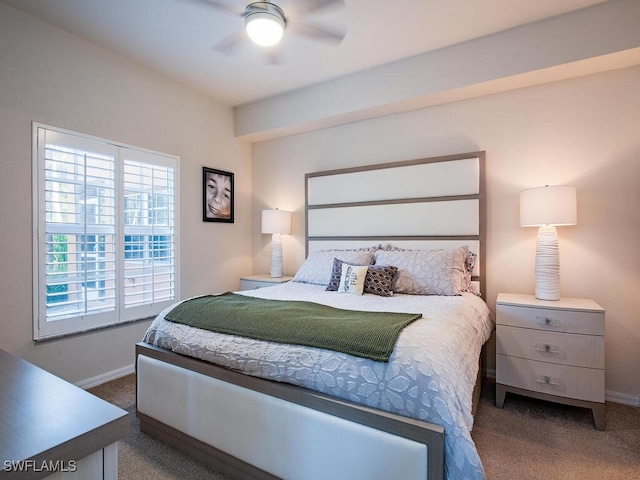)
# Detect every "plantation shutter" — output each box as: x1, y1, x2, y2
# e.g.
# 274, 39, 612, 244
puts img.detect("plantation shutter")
33, 125, 179, 340
121, 148, 177, 322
